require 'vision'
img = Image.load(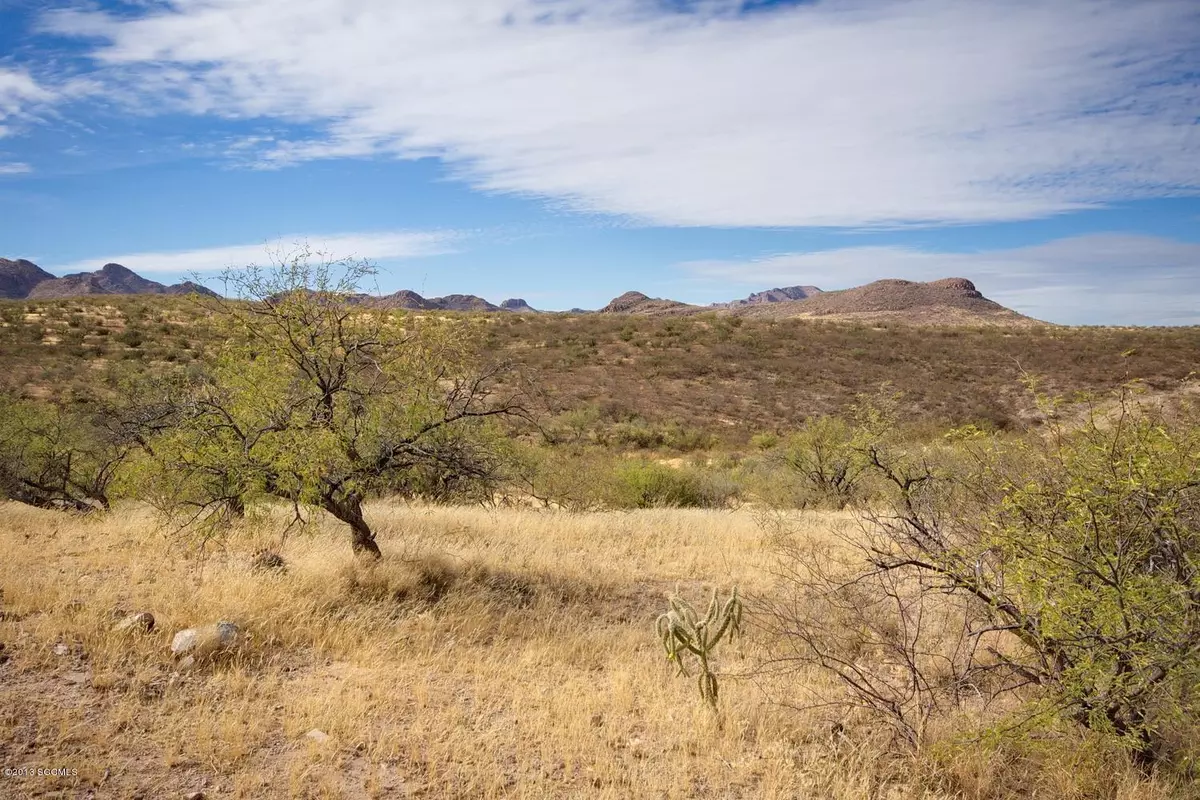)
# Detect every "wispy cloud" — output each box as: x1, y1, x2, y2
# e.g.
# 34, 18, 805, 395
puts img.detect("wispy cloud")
679, 233, 1200, 325
0, 162, 32, 175
35, 0, 1200, 228
0, 67, 56, 136
49, 230, 460, 275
